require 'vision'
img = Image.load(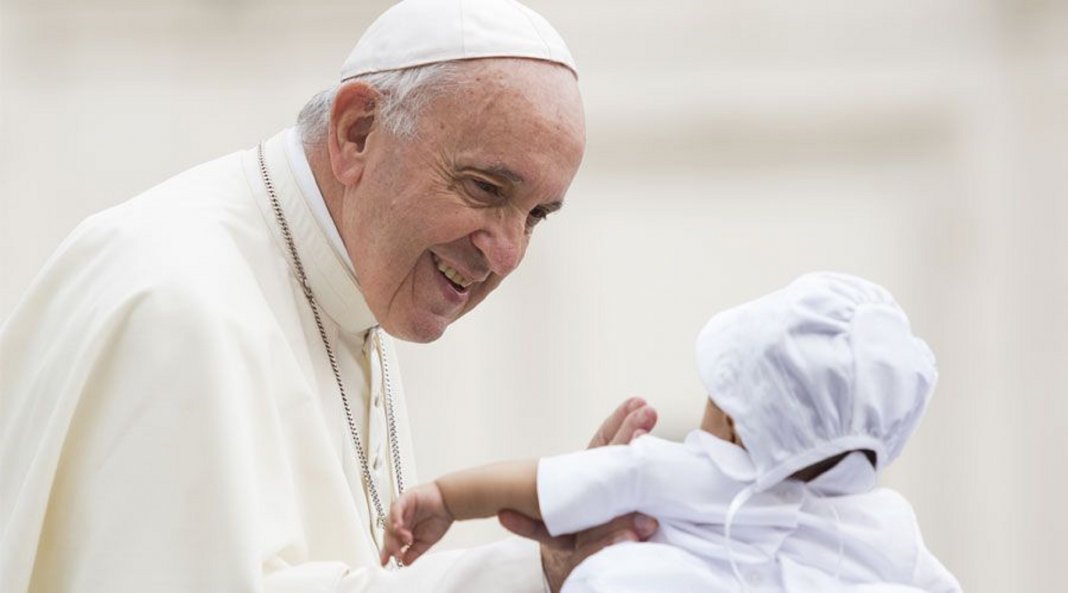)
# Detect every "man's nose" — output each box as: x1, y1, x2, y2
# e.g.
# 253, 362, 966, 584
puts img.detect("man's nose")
471, 217, 525, 277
